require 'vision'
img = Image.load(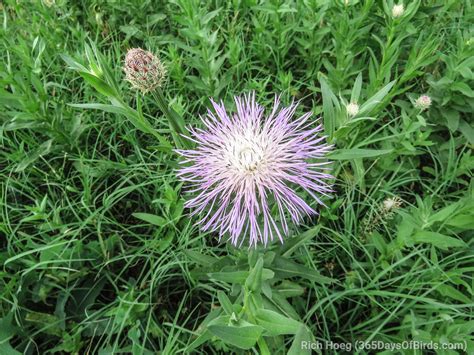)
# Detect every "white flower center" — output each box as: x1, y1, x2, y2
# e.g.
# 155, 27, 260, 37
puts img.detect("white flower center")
224, 132, 266, 174
237, 145, 261, 172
